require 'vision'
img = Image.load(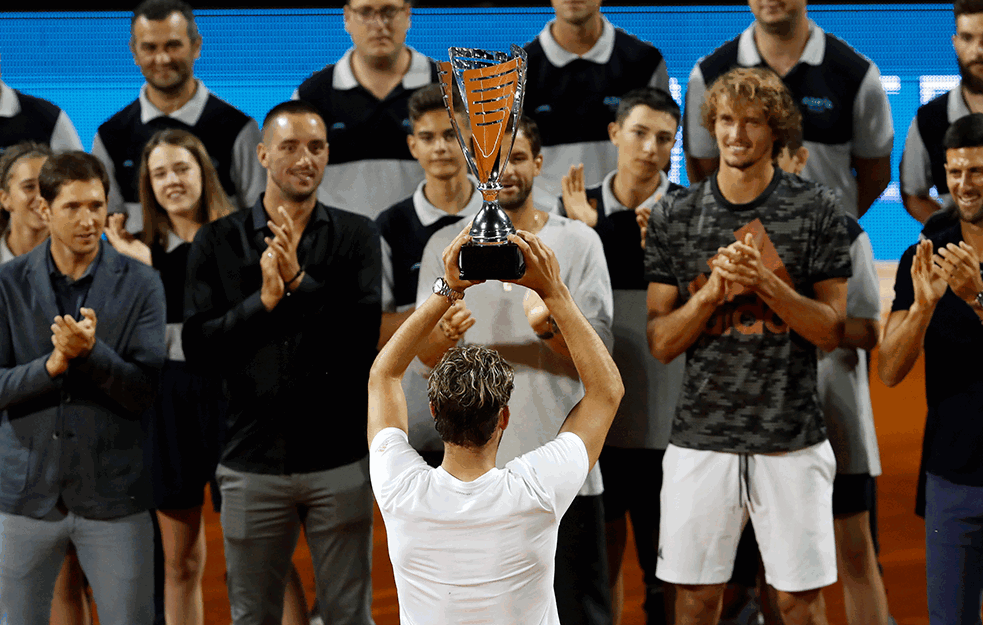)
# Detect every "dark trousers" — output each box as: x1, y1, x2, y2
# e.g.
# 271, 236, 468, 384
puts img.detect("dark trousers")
557, 494, 612, 625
